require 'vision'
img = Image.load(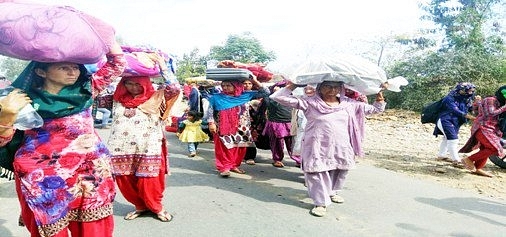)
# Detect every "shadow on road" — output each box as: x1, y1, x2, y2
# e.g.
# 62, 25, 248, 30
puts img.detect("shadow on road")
416, 197, 506, 227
